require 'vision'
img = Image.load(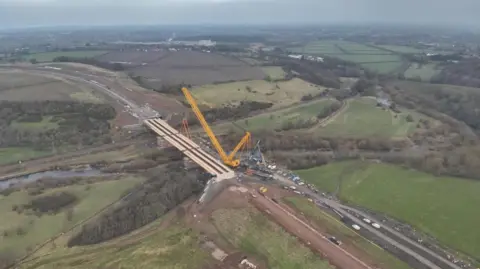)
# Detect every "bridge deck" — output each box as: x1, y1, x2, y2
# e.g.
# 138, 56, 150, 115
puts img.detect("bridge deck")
144, 118, 234, 181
